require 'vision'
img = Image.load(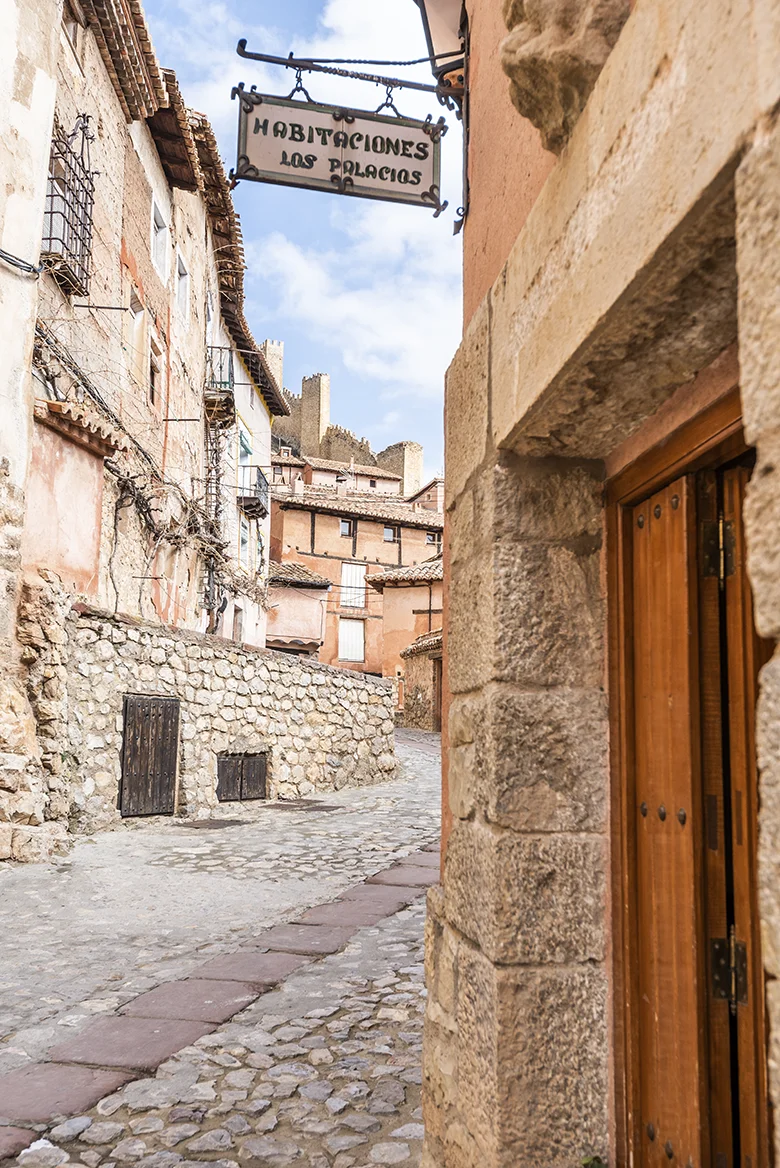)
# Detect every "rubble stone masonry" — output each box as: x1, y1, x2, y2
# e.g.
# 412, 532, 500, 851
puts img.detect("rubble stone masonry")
0, 575, 395, 862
